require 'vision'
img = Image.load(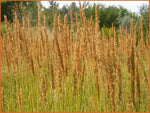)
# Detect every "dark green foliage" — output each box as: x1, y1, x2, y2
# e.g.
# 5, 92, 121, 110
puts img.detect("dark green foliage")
1, 1, 38, 25
24, 1, 38, 25
139, 4, 149, 31
1, 1, 14, 22
41, 1, 59, 29
1, 1, 148, 32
